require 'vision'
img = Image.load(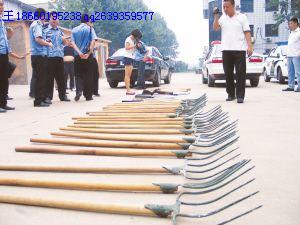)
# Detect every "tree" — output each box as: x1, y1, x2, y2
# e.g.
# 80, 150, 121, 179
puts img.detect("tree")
268, 0, 300, 26
55, 0, 178, 57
